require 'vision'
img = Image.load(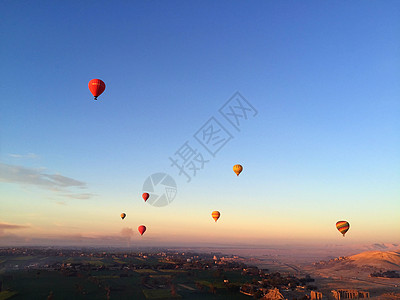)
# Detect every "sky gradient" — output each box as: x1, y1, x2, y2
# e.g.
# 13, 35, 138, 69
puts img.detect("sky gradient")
1, 0, 399, 248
